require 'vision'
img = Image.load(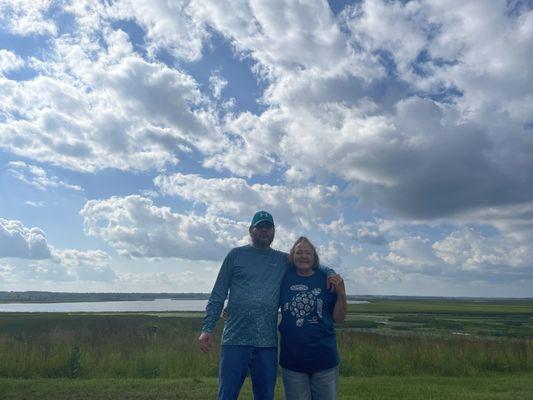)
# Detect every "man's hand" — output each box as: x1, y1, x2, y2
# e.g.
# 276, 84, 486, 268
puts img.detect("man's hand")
327, 274, 345, 295
198, 332, 213, 353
